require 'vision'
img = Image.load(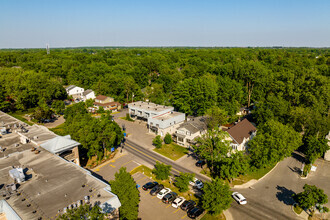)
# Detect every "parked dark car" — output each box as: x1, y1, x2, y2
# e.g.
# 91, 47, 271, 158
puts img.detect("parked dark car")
150, 184, 164, 196
142, 182, 158, 191
162, 192, 177, 203
195, 160, 206, 167
180, 200, 196, 211
187, 206, 204, 219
